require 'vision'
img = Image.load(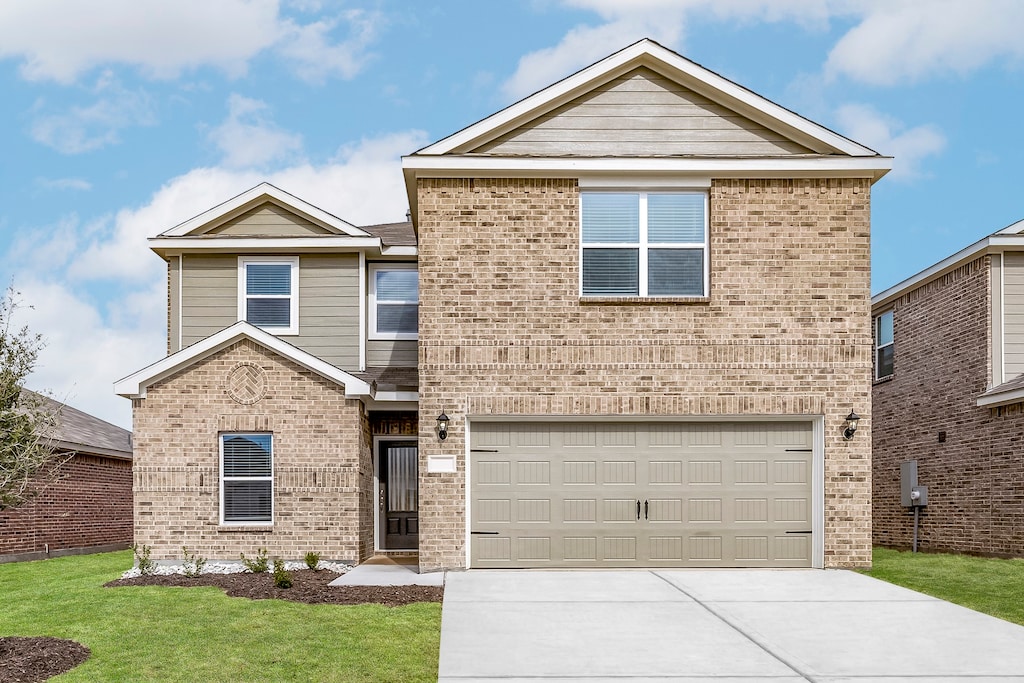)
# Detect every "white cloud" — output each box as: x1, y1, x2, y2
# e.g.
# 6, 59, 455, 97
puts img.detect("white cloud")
834, 103, 946, 180
825, 0, 1024, 86
208, 94, 304, 168
30, 73, 156, 154
0, 0, 382, 84
35, 177, 92, 191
